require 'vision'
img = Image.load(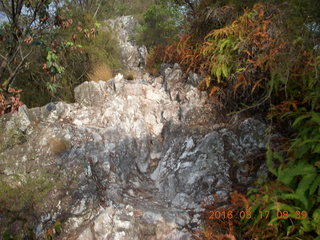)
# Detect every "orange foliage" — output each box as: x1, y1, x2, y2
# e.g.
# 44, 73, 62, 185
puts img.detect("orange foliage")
146, 45, 167, 76
164, 34, 205, 73
0, 87, 23, 115
148, 3, 315, 115
157, 3, 289, 112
